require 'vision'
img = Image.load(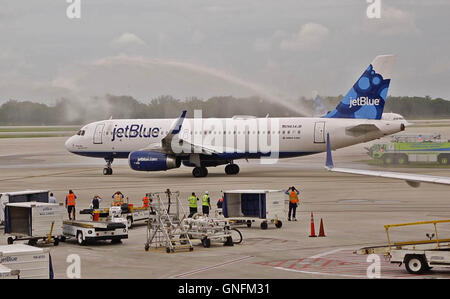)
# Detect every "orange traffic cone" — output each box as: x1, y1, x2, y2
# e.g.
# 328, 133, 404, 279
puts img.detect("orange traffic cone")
318, 218, 326, 237
309, 212, 316, 237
